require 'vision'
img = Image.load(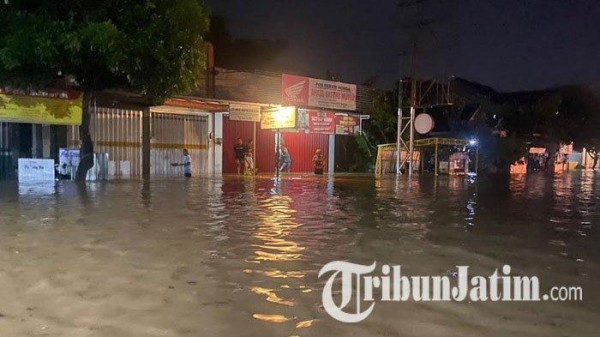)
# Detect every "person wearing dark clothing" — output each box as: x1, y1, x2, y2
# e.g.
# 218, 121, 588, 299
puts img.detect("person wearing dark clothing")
234, 138, 246, 174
